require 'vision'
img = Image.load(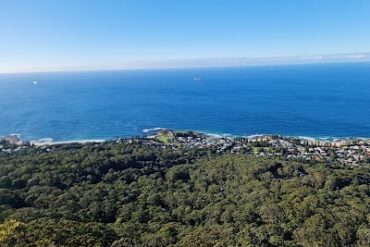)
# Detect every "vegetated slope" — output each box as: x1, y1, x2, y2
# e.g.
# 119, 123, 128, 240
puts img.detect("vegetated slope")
0, 142, 369, 246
